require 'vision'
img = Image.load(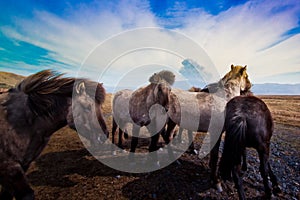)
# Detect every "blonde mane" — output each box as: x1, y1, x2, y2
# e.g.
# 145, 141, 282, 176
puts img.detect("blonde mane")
220, 65, 248, 84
